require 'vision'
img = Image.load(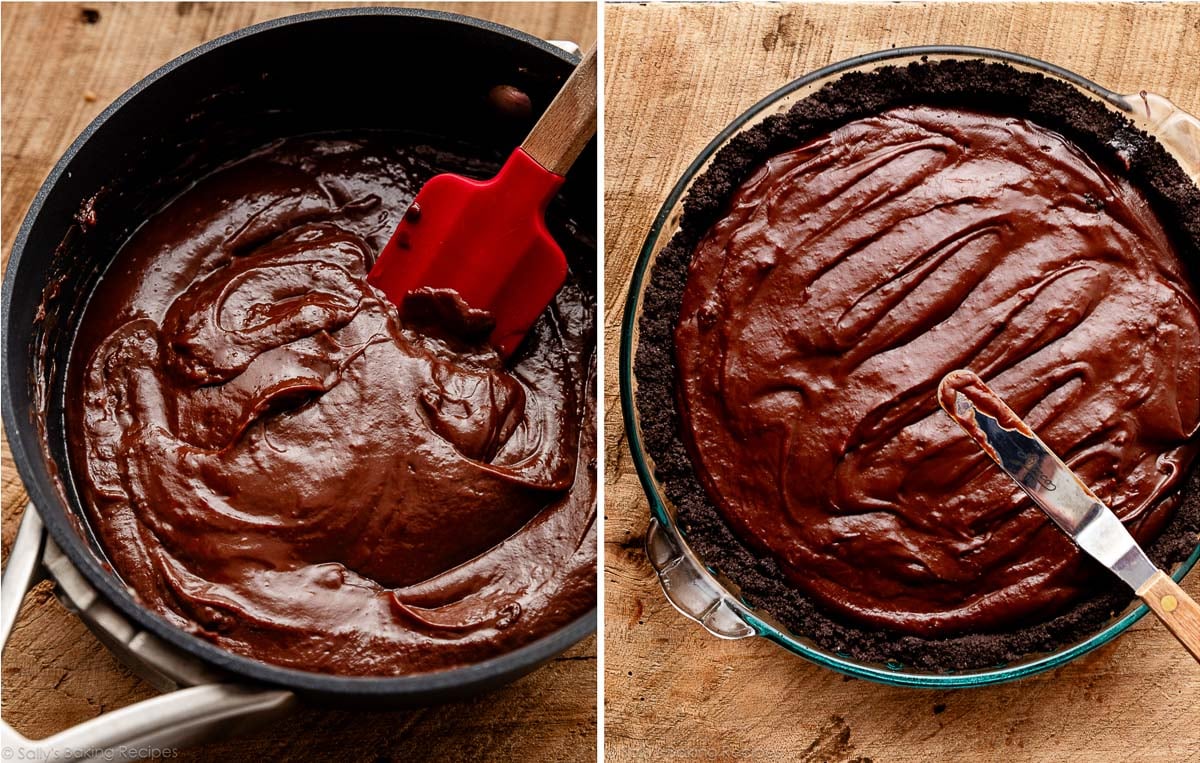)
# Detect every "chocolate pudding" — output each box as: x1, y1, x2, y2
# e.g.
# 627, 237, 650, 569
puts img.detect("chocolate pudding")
636, 60, 1200, 669
68, 134, 596, 676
